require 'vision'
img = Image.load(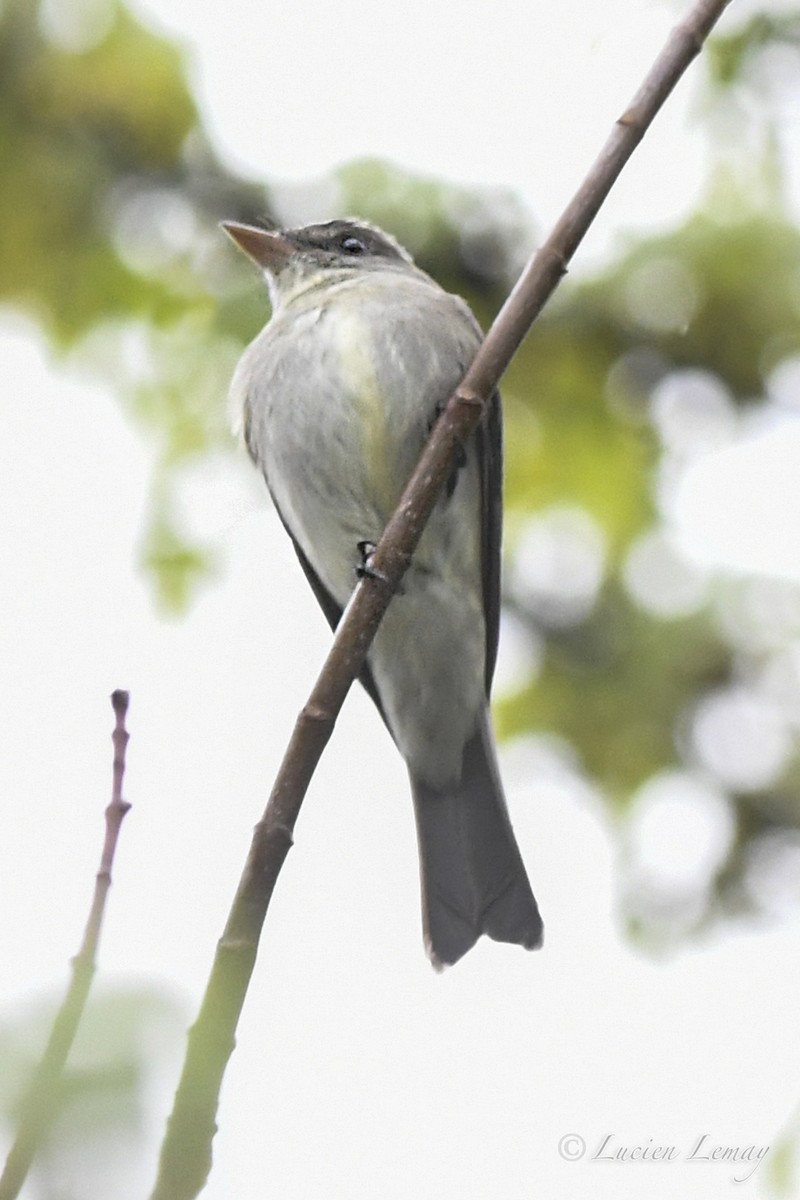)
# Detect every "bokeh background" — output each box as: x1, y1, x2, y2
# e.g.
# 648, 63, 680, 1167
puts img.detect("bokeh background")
2, 0, 800, 1196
